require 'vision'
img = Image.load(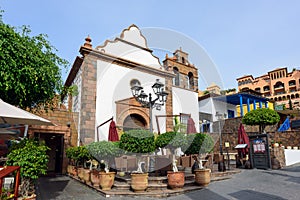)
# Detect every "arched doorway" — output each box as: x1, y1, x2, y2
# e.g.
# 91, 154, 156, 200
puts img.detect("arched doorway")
123, 114, 147, 132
